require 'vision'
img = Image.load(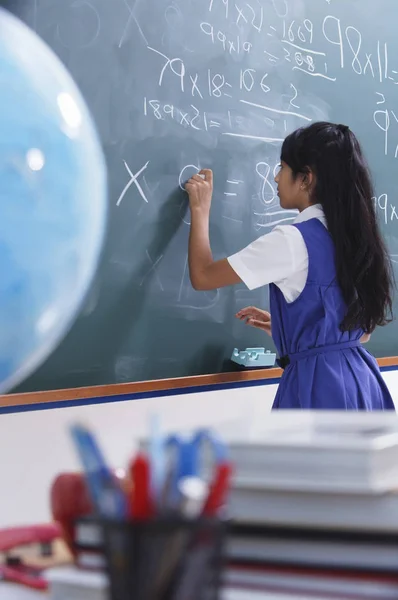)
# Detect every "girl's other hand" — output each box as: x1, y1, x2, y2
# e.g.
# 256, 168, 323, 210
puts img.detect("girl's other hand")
236, 306, 272, 336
